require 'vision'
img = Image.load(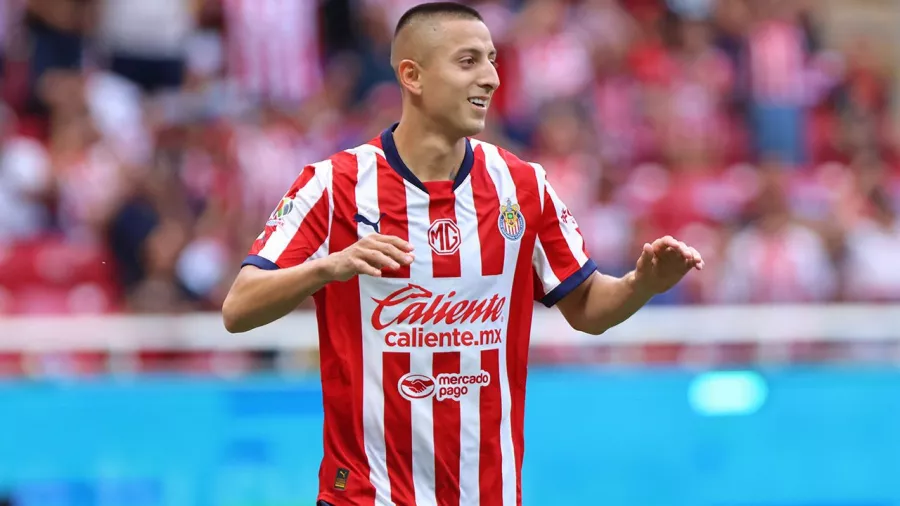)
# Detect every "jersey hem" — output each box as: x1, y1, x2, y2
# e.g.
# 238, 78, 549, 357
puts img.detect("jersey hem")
316, 492, 348, 506
540, 258, 598, 307
241, 254, 280, 270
